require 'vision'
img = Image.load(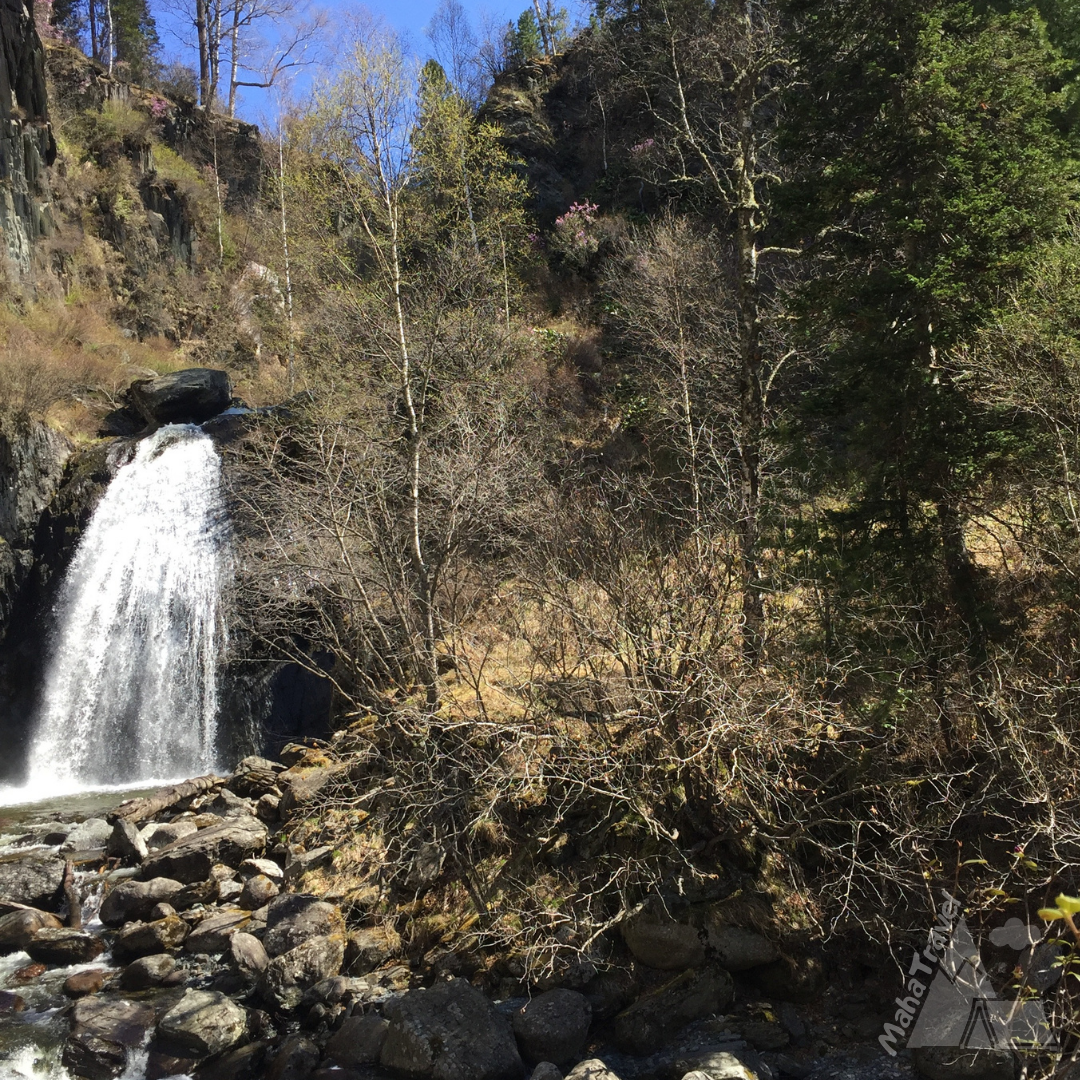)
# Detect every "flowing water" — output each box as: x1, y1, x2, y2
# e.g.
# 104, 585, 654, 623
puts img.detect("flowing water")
15, 424, 230, 801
